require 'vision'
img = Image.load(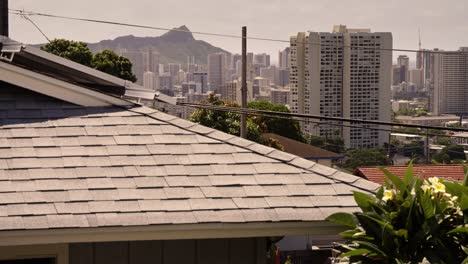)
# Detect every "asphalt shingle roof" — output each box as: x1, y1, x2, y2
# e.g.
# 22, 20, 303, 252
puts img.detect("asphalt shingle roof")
0, 82, 380, 231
